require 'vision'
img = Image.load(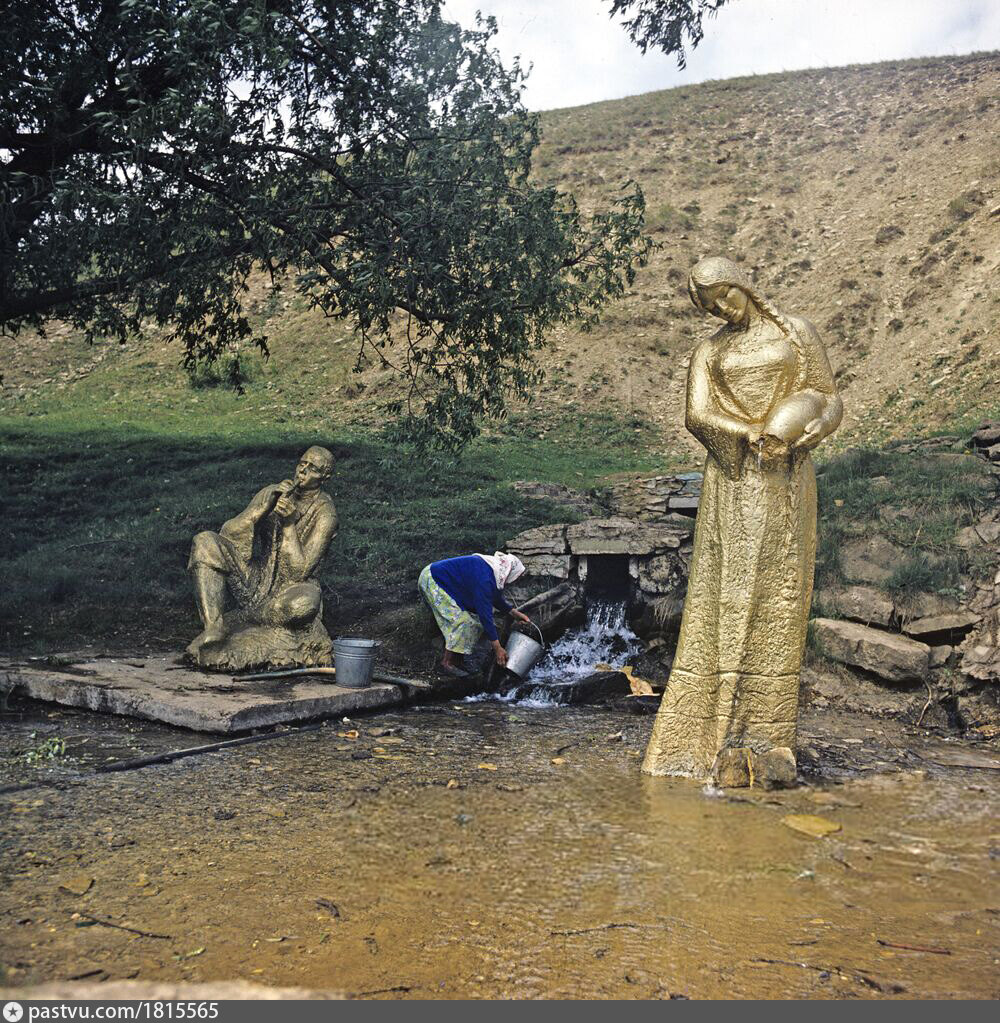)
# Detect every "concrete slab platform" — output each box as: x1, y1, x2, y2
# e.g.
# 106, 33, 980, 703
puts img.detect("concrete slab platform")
0, 655, 403, 733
